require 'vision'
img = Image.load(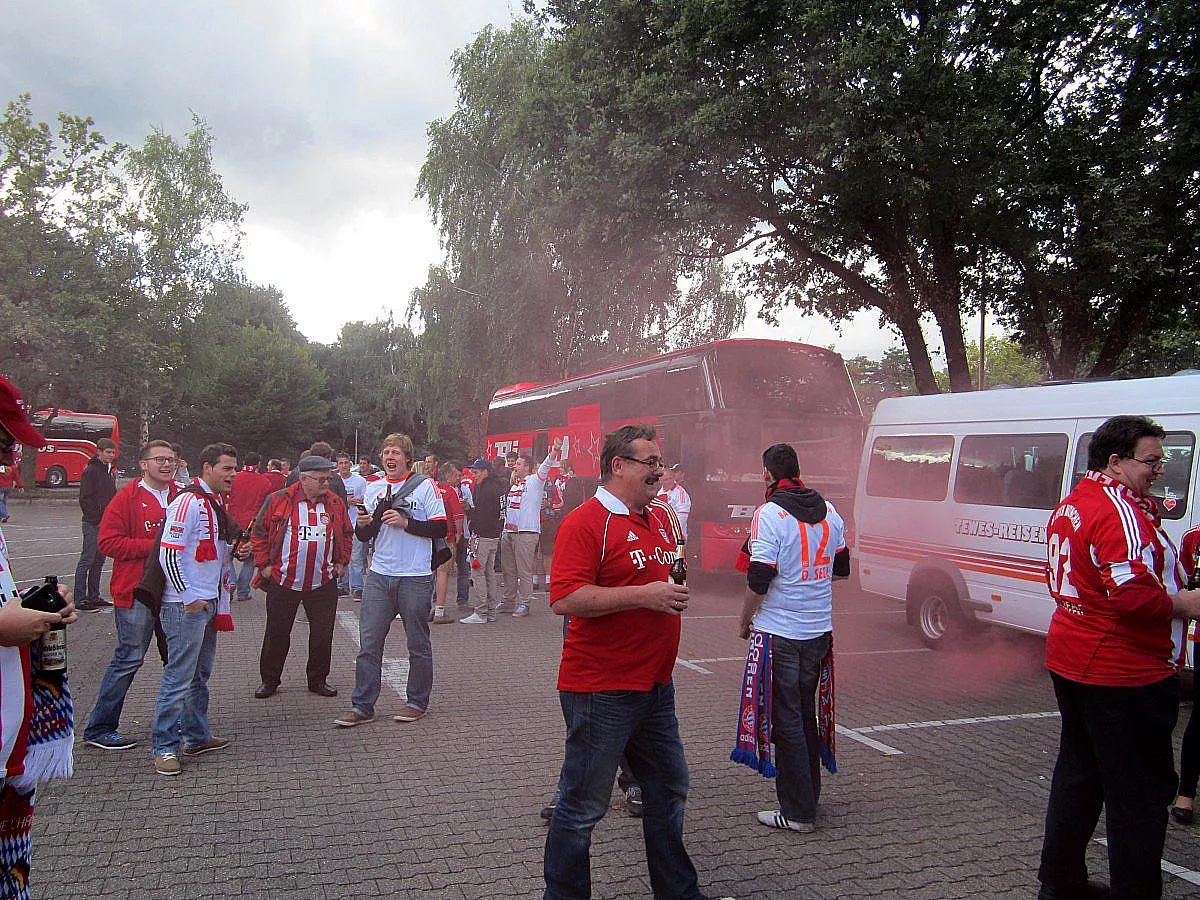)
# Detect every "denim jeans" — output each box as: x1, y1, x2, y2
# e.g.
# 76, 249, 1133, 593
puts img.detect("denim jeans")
544, 682, 702, 900
74, 519, 105, 603
340, 538, 367, 593
0, 487, 10, 520
351, 571, 434, 716
84, 602, 157, 740
151, 600, 218, 755
454, 537, 471, 607
770, 631, 831, 823
1039, 672, 1178, 899
234, 557, 255, 599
